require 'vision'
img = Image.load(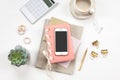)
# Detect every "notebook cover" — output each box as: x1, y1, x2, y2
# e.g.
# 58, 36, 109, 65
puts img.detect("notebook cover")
45, 24, 74, 63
